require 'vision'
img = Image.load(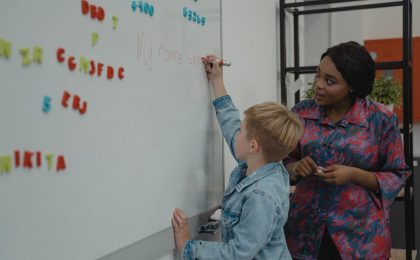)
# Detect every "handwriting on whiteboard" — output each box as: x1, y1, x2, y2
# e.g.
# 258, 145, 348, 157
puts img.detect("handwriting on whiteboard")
137, 31, 201, 71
